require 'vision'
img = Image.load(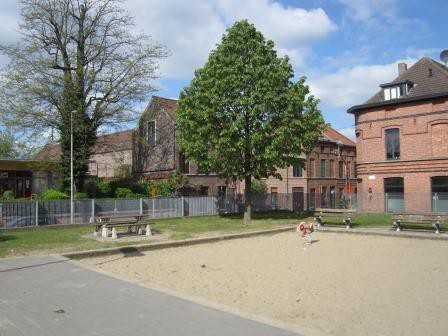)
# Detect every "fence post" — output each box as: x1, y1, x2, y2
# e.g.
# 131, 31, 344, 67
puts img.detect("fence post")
0, 203, 3, 228
35, 200, 39, 226
139, 198, 143, 215
152, 198, 155, 218
181, 196, 184, 217
90, 199, 95, 223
